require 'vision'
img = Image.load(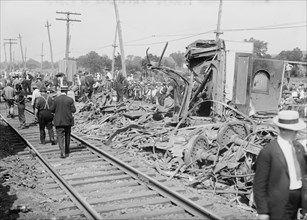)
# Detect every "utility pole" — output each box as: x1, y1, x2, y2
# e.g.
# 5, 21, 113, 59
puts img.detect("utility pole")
56, 11, 81, 61
111, 23, 118, 78
113, 0, 126, 77
41, 42, 44, 71
4, 38, 17, 72
3, 43, 7, 70
214, 0, 225, 115
45, 20, 54, 69
13, 51, 15, 68
24, 48, 27, 68
215, 0, 223, 42
18, 34, 25, 69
